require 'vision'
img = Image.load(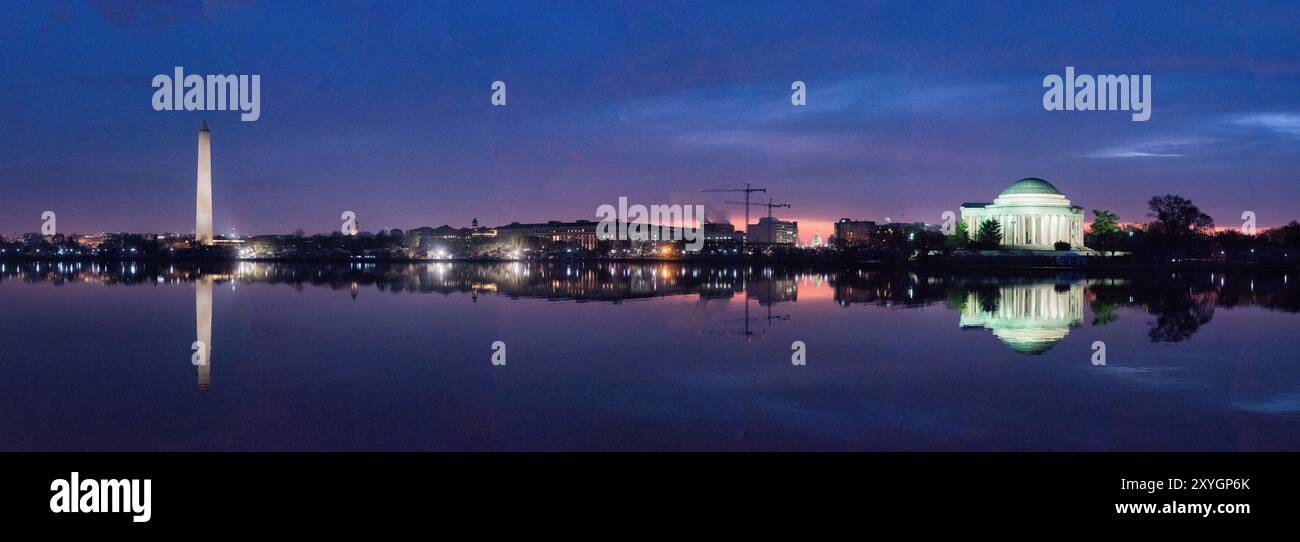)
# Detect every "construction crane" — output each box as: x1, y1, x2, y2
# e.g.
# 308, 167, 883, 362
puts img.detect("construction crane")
701, 181, 766, 251
725, 198, 790, 244
722, 280, 791, 342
